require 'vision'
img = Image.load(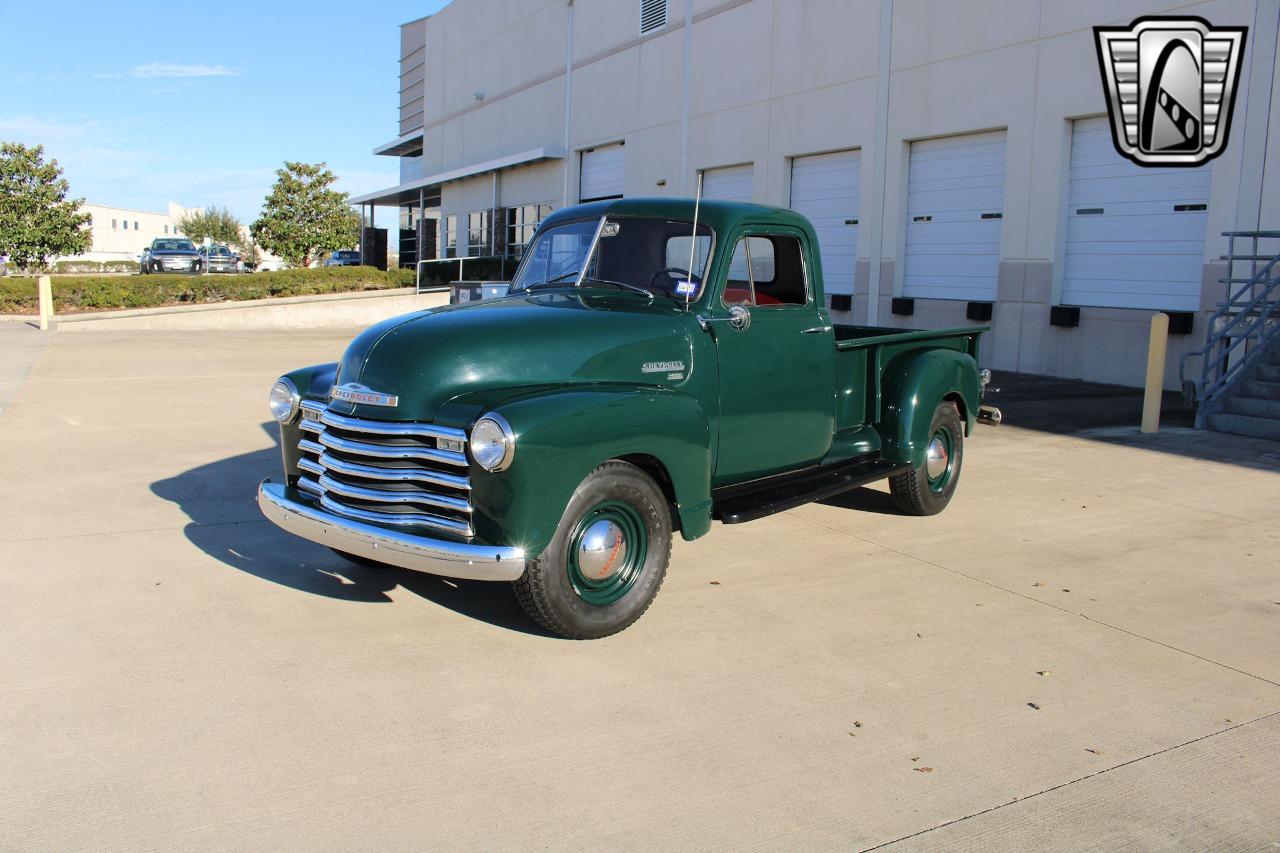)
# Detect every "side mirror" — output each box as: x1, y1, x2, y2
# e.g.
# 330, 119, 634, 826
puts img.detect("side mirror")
728, 303, 751, 331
